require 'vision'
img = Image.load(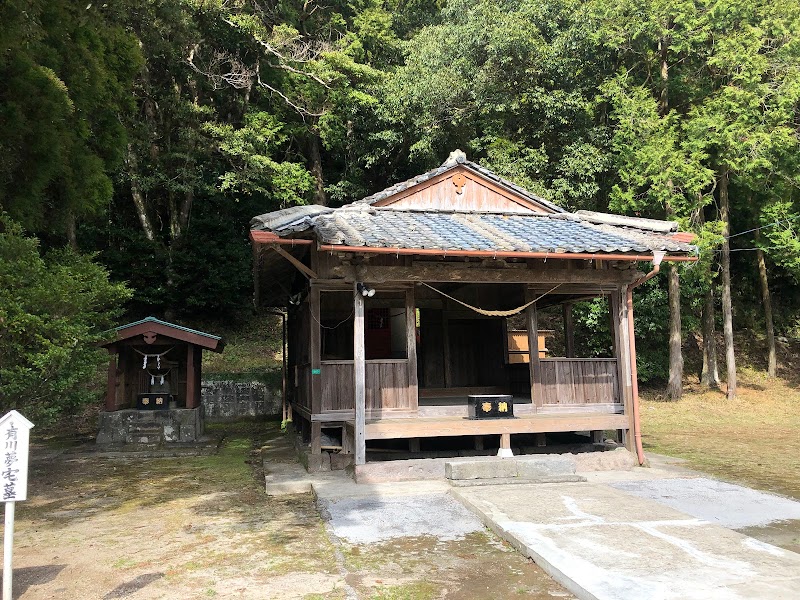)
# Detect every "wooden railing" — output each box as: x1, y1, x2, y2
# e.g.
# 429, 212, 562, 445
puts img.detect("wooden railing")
539, 358, 619, 406
321, 359, 414, 412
